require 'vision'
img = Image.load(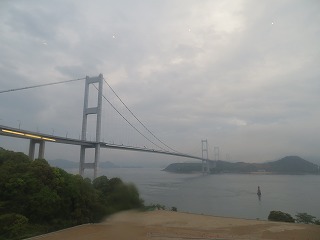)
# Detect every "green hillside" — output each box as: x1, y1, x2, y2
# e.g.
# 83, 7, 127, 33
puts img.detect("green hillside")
0, 148, 143, 239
